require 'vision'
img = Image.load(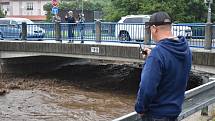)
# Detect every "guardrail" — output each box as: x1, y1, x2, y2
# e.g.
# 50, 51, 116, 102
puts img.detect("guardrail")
113, 78, 215, 121
0, 22, 214, 48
